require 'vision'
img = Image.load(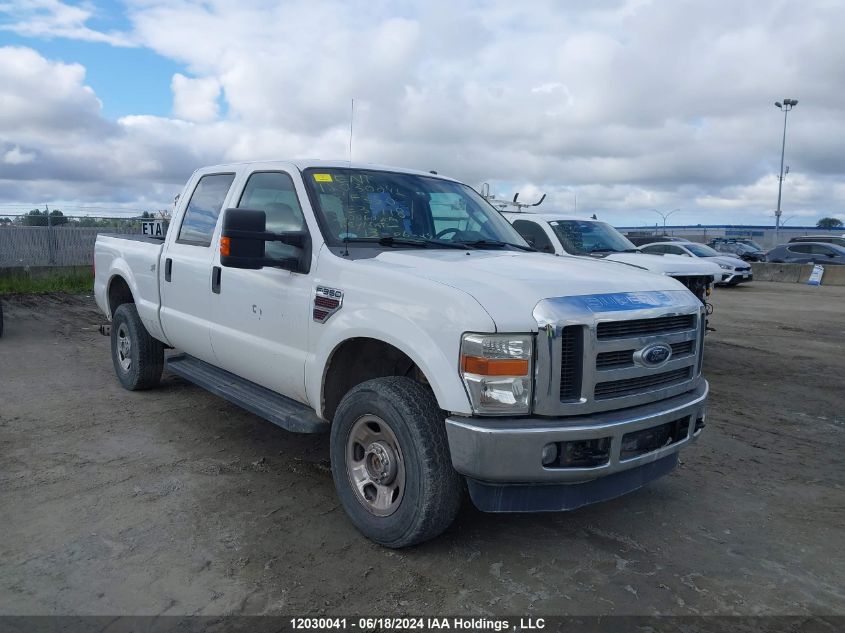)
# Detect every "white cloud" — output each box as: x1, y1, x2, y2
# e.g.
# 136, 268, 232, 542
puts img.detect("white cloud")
0, 0, 844, 225
3, 146, 36, 165
171, 73, 221, 123
0, 0, 134, 47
